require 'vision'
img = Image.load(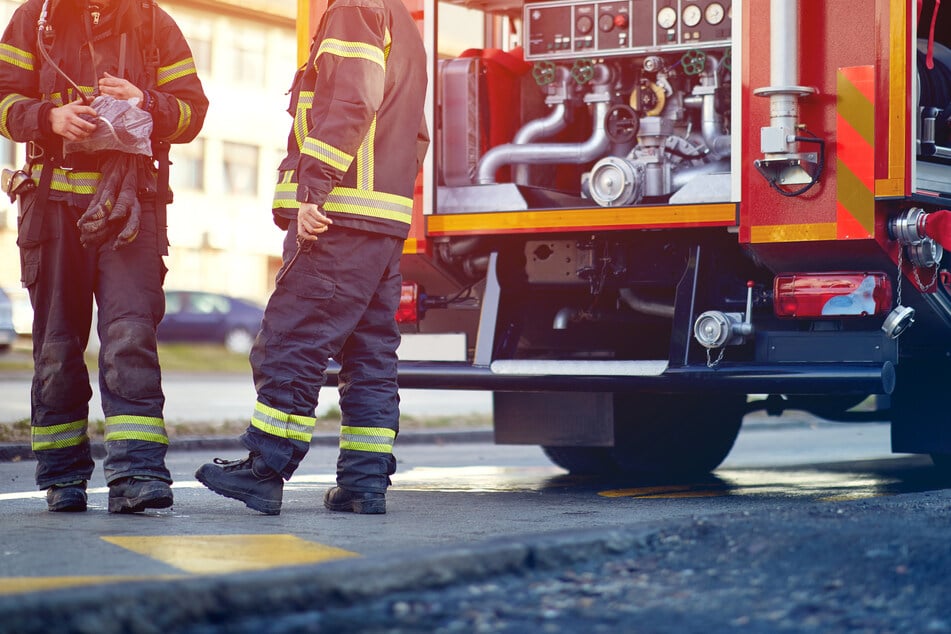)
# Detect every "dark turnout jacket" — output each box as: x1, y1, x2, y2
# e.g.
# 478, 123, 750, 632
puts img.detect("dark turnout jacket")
0, 0, 208, 204
272, 0, 429, 239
